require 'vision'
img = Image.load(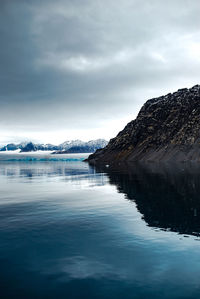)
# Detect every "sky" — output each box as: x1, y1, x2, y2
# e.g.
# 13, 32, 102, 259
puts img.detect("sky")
1, 0, 200, 145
